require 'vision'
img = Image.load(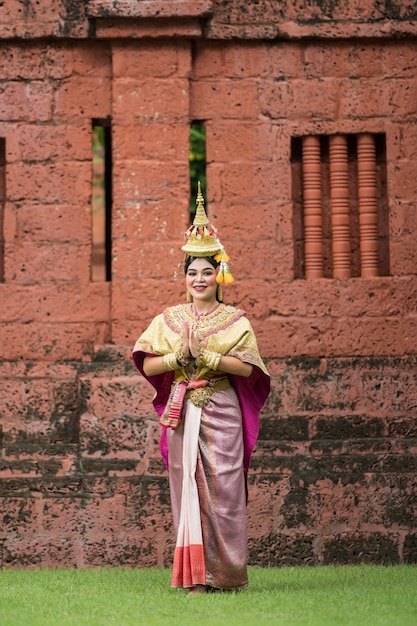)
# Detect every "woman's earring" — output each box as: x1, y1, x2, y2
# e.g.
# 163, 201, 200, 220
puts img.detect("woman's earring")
217, 284, 223, 303
186, 291, 192, 303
